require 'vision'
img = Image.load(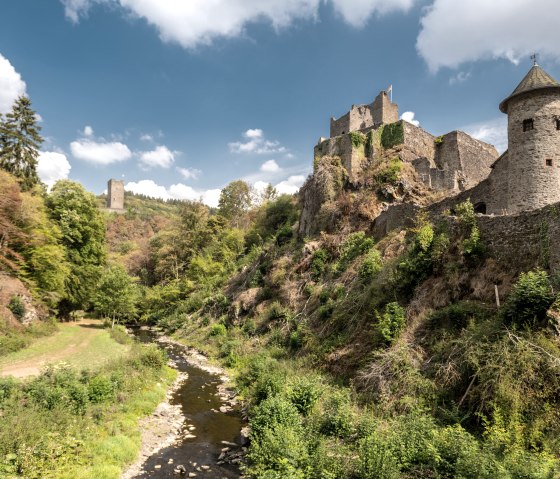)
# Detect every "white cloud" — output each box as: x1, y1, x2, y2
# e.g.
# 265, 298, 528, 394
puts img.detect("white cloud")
138, 145, 176, 169
229, 129, 287, 155
449, 71, 471, 85
330, 0, 416, 27
462, 117, 508, 154
177, 166, 201, 180
275, 175, 306, 195
37, 151, 71, 188
400, 111, 420, 127
140, 133, 153, 142
260, 159, 281, 173
83, 125, 94, 137
124, 180, 221, 207
0, 54, 26, 114
70, 139, 132, 165
417, 0, 560, 72
125, 179, 170, 200
60, 0, 416, 48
